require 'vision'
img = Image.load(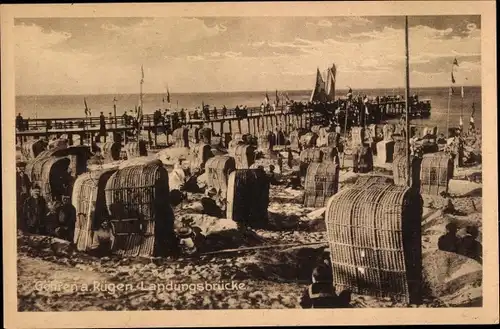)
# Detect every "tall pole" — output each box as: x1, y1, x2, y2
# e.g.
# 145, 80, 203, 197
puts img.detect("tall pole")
446, 65, 452, 138
404, 16, 411, 187
138, 65, 144, 141
342, 100, 349, 169
460, 86, 464, 135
